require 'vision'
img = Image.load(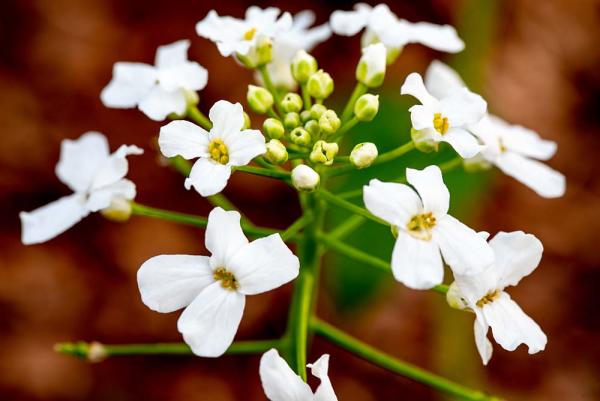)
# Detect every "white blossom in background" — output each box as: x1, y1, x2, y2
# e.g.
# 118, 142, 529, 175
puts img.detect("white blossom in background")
259, 10, 331, 89
260, 348, 337, 401
401, 72, 486, 158
363, 165, 494, 289
425, 60, 566, 198
158, 100, 266, 197
447, 231, 547, 364
101, 40, 208, 121
137, 208, 300, 357
330, 3, 464, 62
20, 132, 143, 245
196, 6, 292, 64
